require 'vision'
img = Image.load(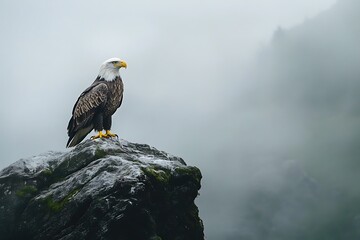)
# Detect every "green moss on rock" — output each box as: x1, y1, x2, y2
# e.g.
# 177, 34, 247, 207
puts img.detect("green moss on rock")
41, 169, 53, 176
16, 185, 38, 198
175, 167, 202, 183
149, 236, 162, 240
143, 167, 171, 184
95, 148, 107, 159
44, 189, 80, 212
45, 197, 64, 212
